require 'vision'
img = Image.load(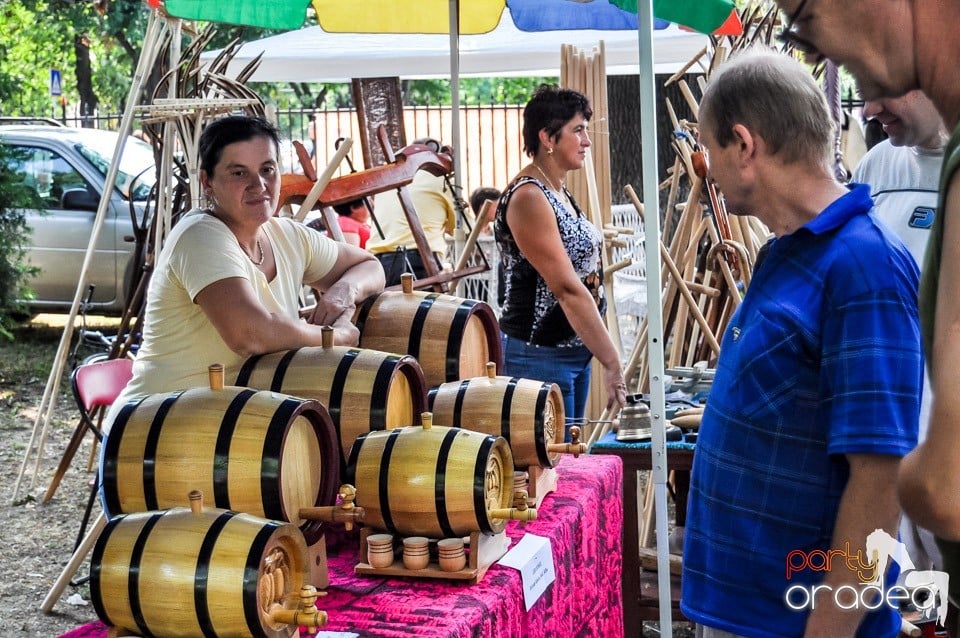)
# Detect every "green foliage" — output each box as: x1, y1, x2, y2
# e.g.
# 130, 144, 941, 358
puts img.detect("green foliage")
402, 77, 559, 106
0, 0, 149, 116
0, 145, 42, 340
